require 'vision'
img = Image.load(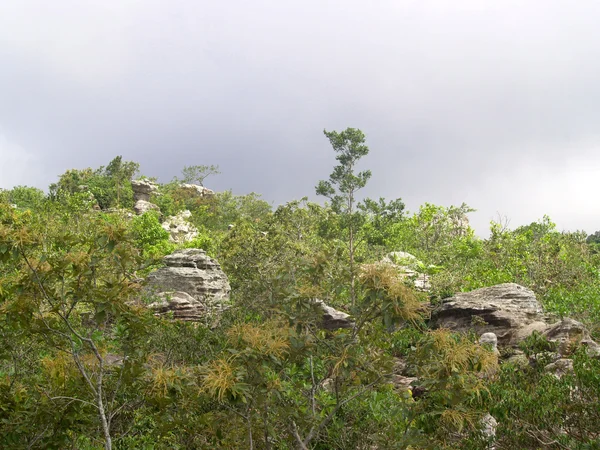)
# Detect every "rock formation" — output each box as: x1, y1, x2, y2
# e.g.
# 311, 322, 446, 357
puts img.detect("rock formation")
431, 283, 548, 345
161, 210, 199, 243
145, 249, 231, 322
179, 183, 215, 198
131, 179, 159, 215
313, 299, 354, 330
